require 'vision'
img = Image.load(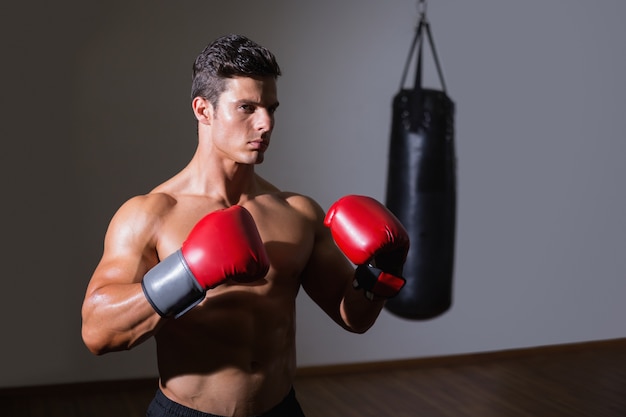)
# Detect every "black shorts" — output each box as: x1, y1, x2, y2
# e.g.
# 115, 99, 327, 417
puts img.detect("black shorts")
146, 387, 306, 417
